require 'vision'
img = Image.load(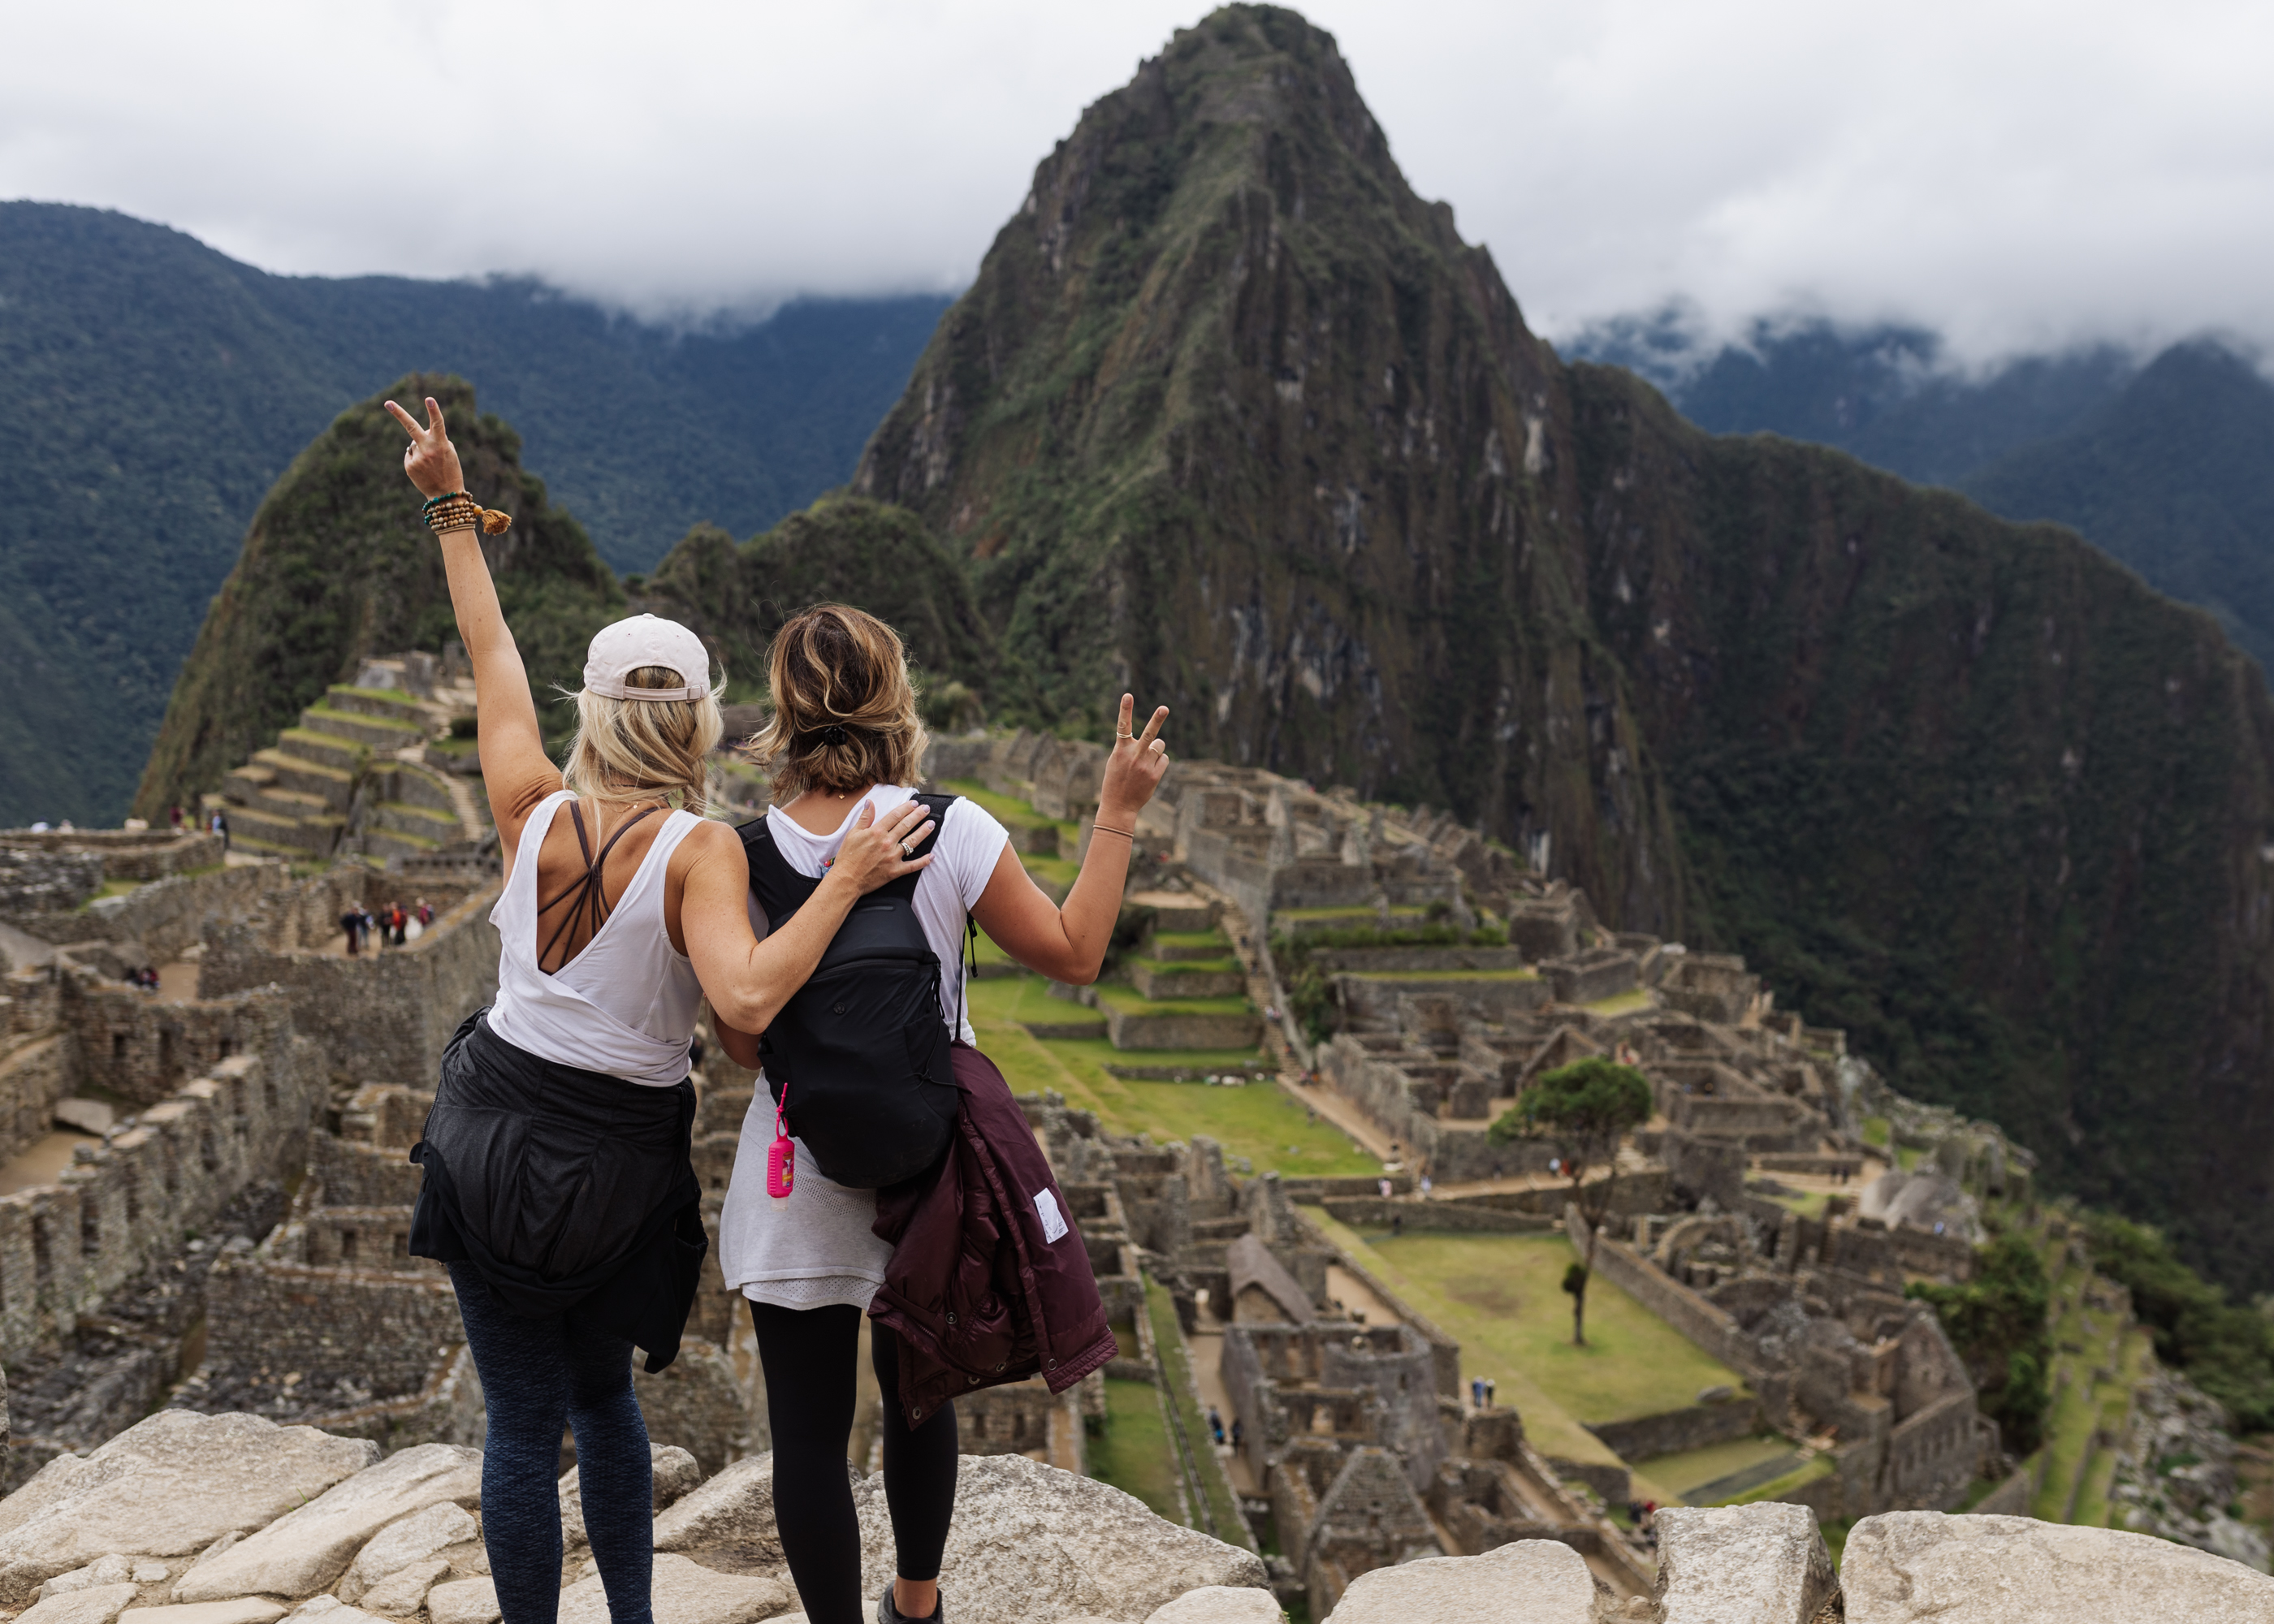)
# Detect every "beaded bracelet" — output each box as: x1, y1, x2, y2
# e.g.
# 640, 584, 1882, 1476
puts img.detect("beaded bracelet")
422, 495, 512, 536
